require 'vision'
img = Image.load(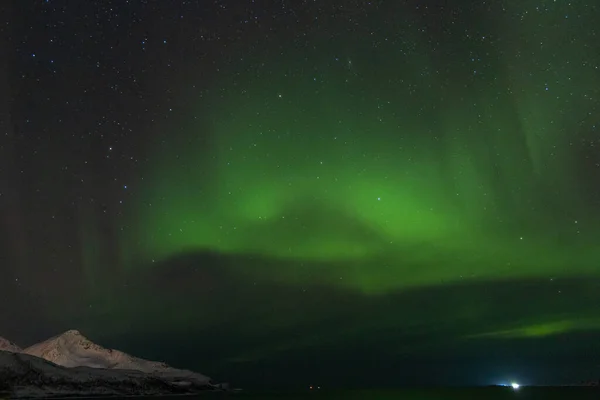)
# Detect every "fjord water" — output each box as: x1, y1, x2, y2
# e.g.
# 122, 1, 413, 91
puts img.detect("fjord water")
167, 387, 600, 399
